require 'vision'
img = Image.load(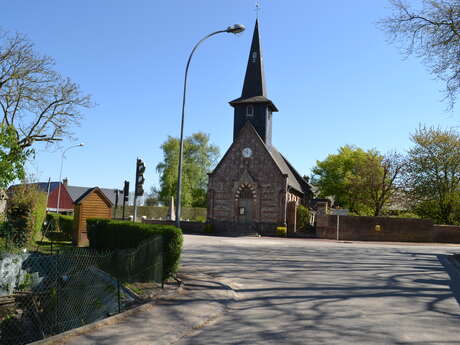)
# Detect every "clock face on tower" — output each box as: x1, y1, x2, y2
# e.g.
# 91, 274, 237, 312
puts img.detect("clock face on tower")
242, 147, 252, 158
